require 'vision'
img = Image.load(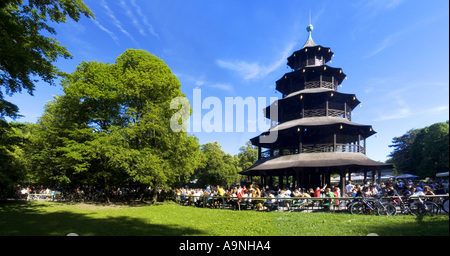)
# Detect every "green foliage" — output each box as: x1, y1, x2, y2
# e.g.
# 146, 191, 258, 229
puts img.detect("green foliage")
0, 121, 27, 197
0, 0, 94, 119
193, 142, 241, 187
388, 128, 422, 174
16, 49, 203, 201
415, 122, 449, 177
236, 141, 258, 170
388, 121, 449, 177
